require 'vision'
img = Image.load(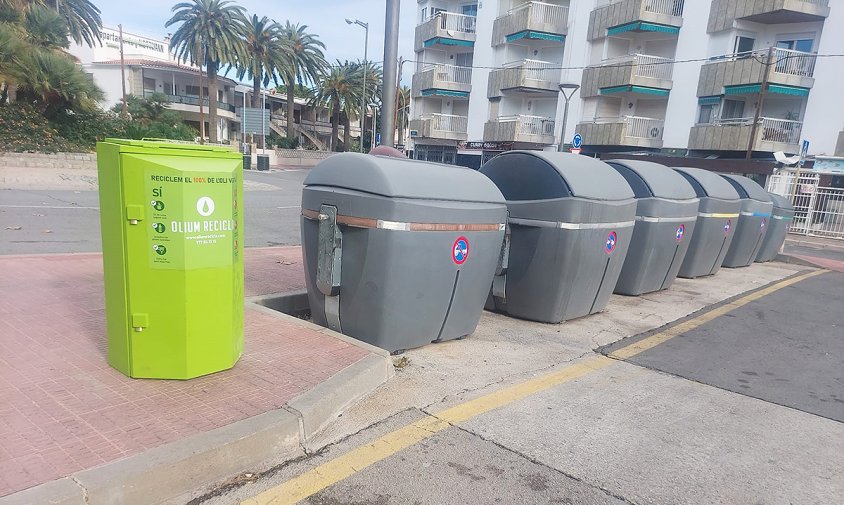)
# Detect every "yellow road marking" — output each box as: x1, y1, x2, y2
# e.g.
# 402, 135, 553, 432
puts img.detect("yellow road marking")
608, 269, 827, 359
242, 268, 826, 505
